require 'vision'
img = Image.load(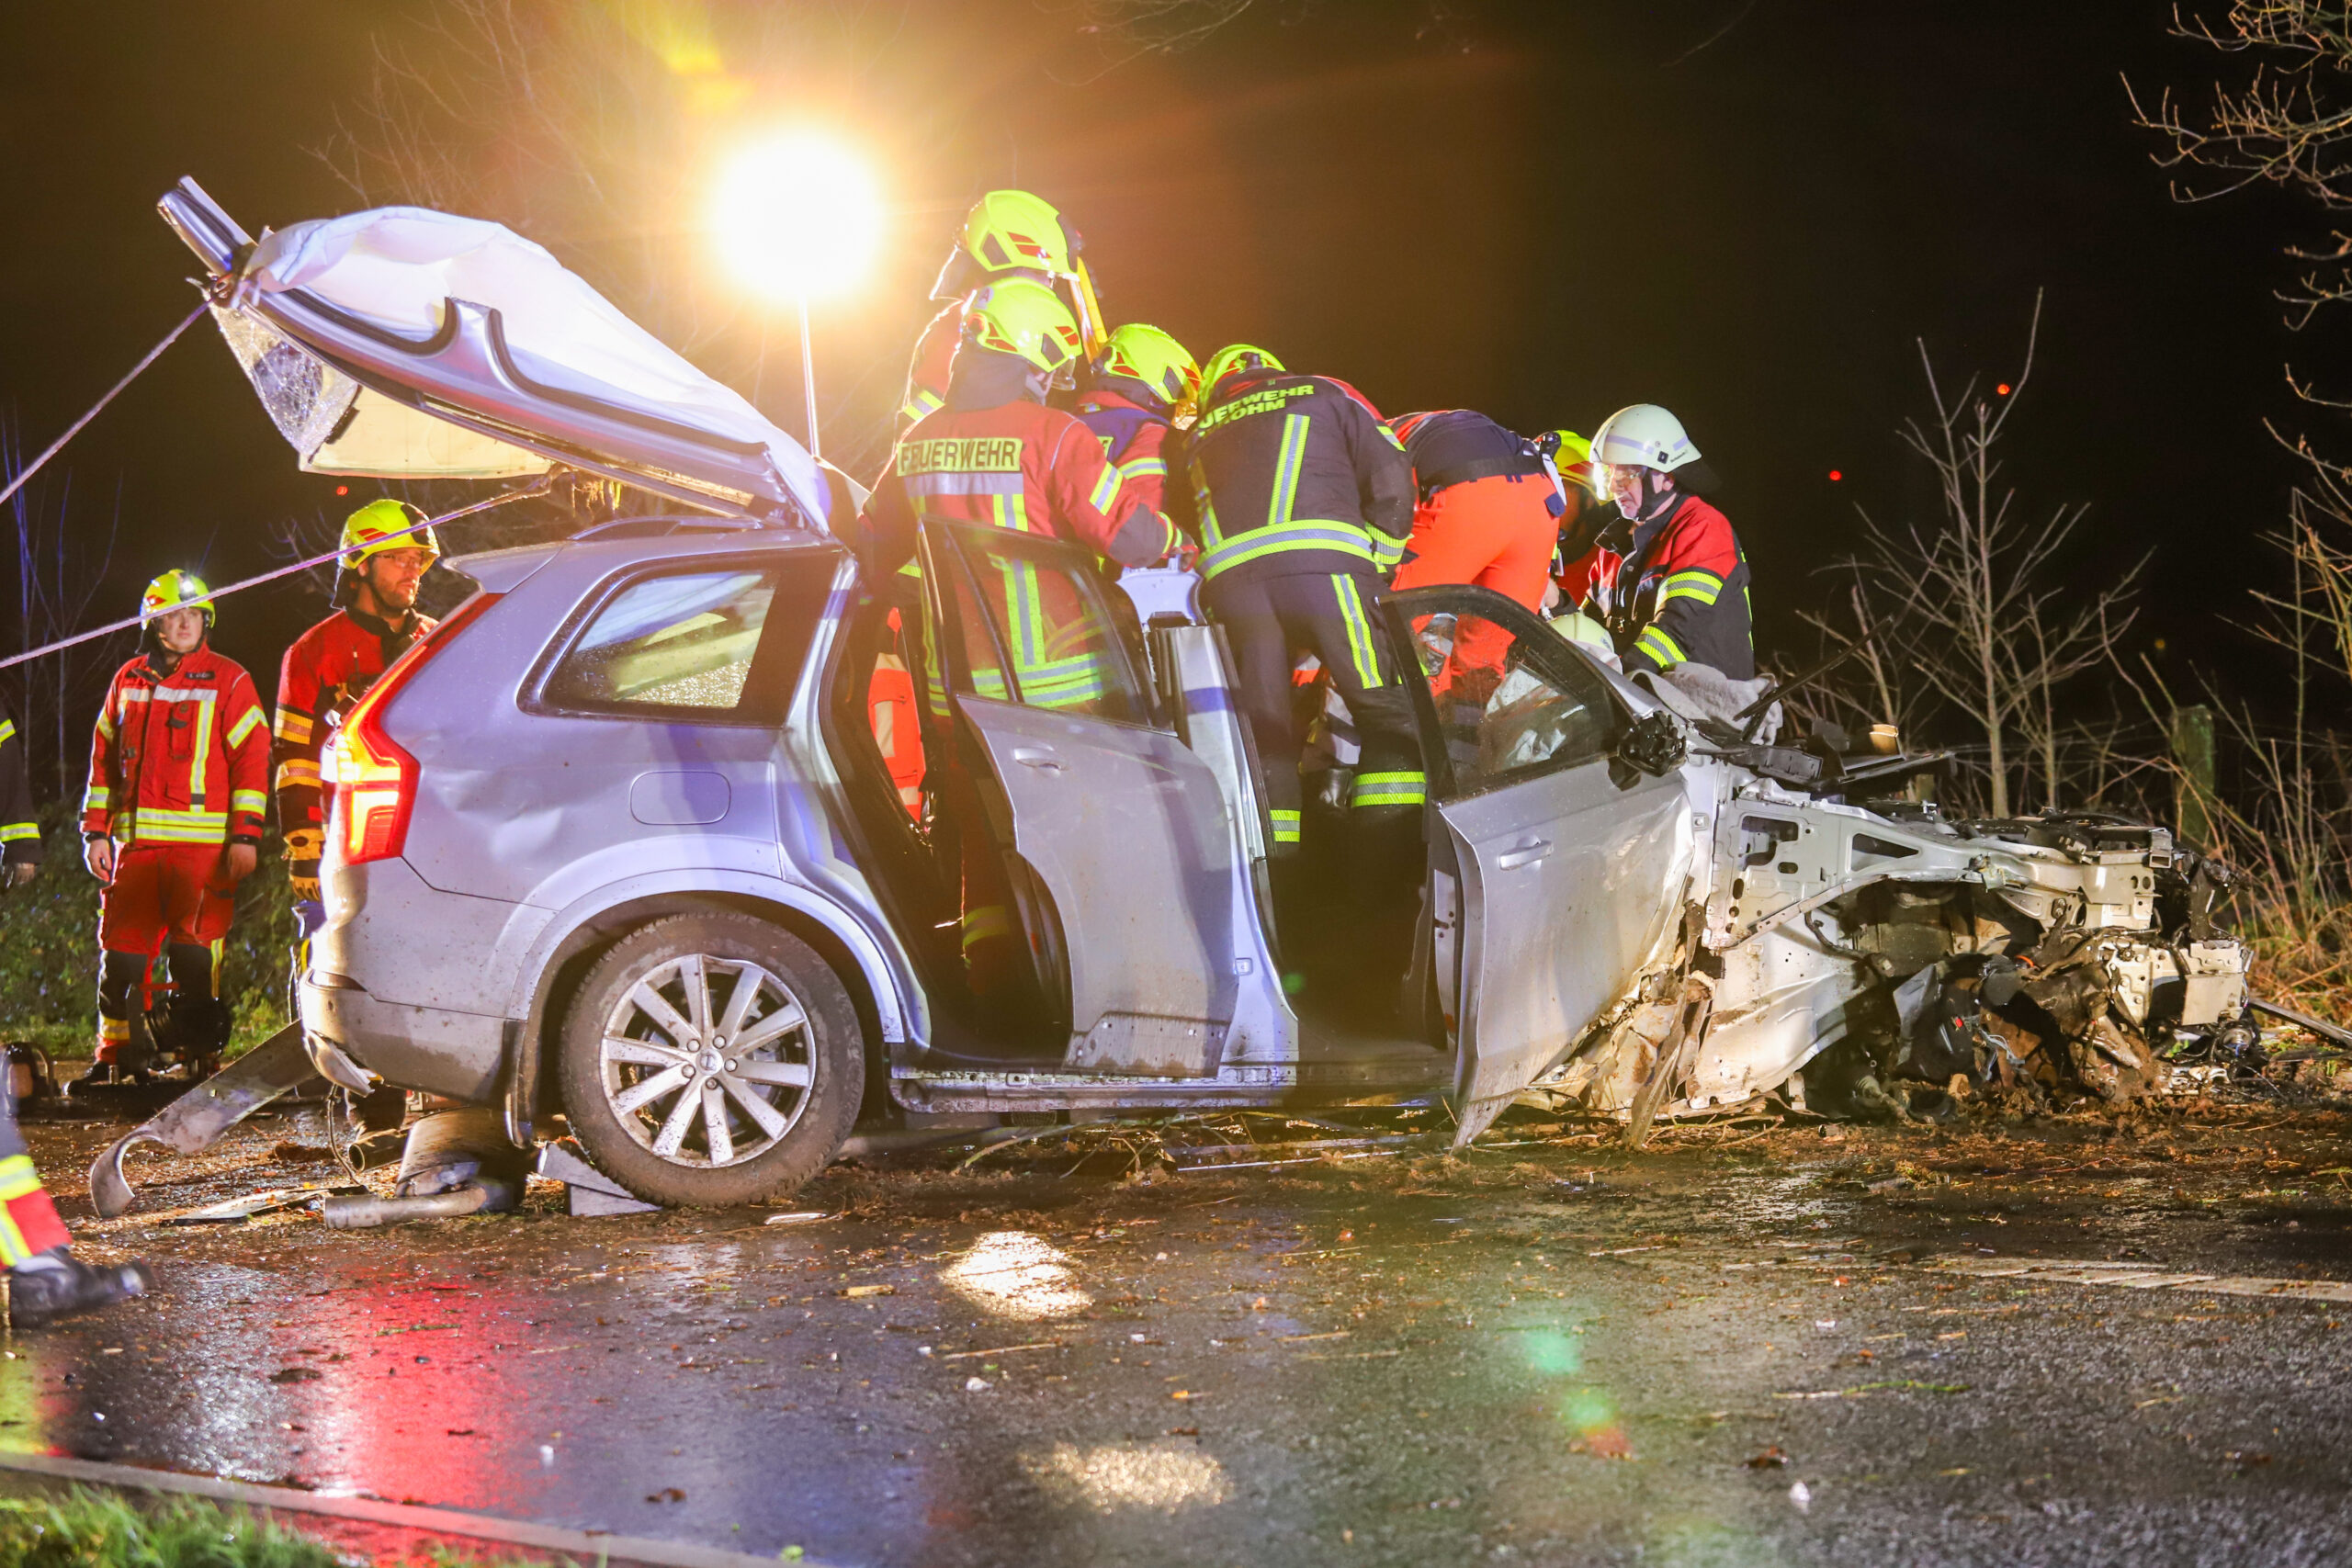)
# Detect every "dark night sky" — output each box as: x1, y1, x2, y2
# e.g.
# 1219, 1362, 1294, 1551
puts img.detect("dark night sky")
0, 1, 2322, 785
